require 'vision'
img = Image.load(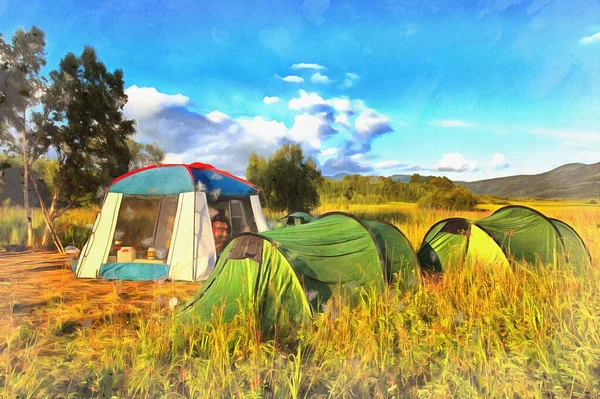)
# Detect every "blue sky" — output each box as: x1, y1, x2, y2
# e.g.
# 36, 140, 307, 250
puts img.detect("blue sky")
2, 0, 599, 179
